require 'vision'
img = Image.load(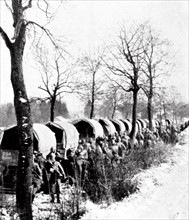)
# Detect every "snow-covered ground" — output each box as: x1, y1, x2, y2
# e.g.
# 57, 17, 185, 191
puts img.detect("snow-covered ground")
1, 129, 188, 220
81, 129, 189, 220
